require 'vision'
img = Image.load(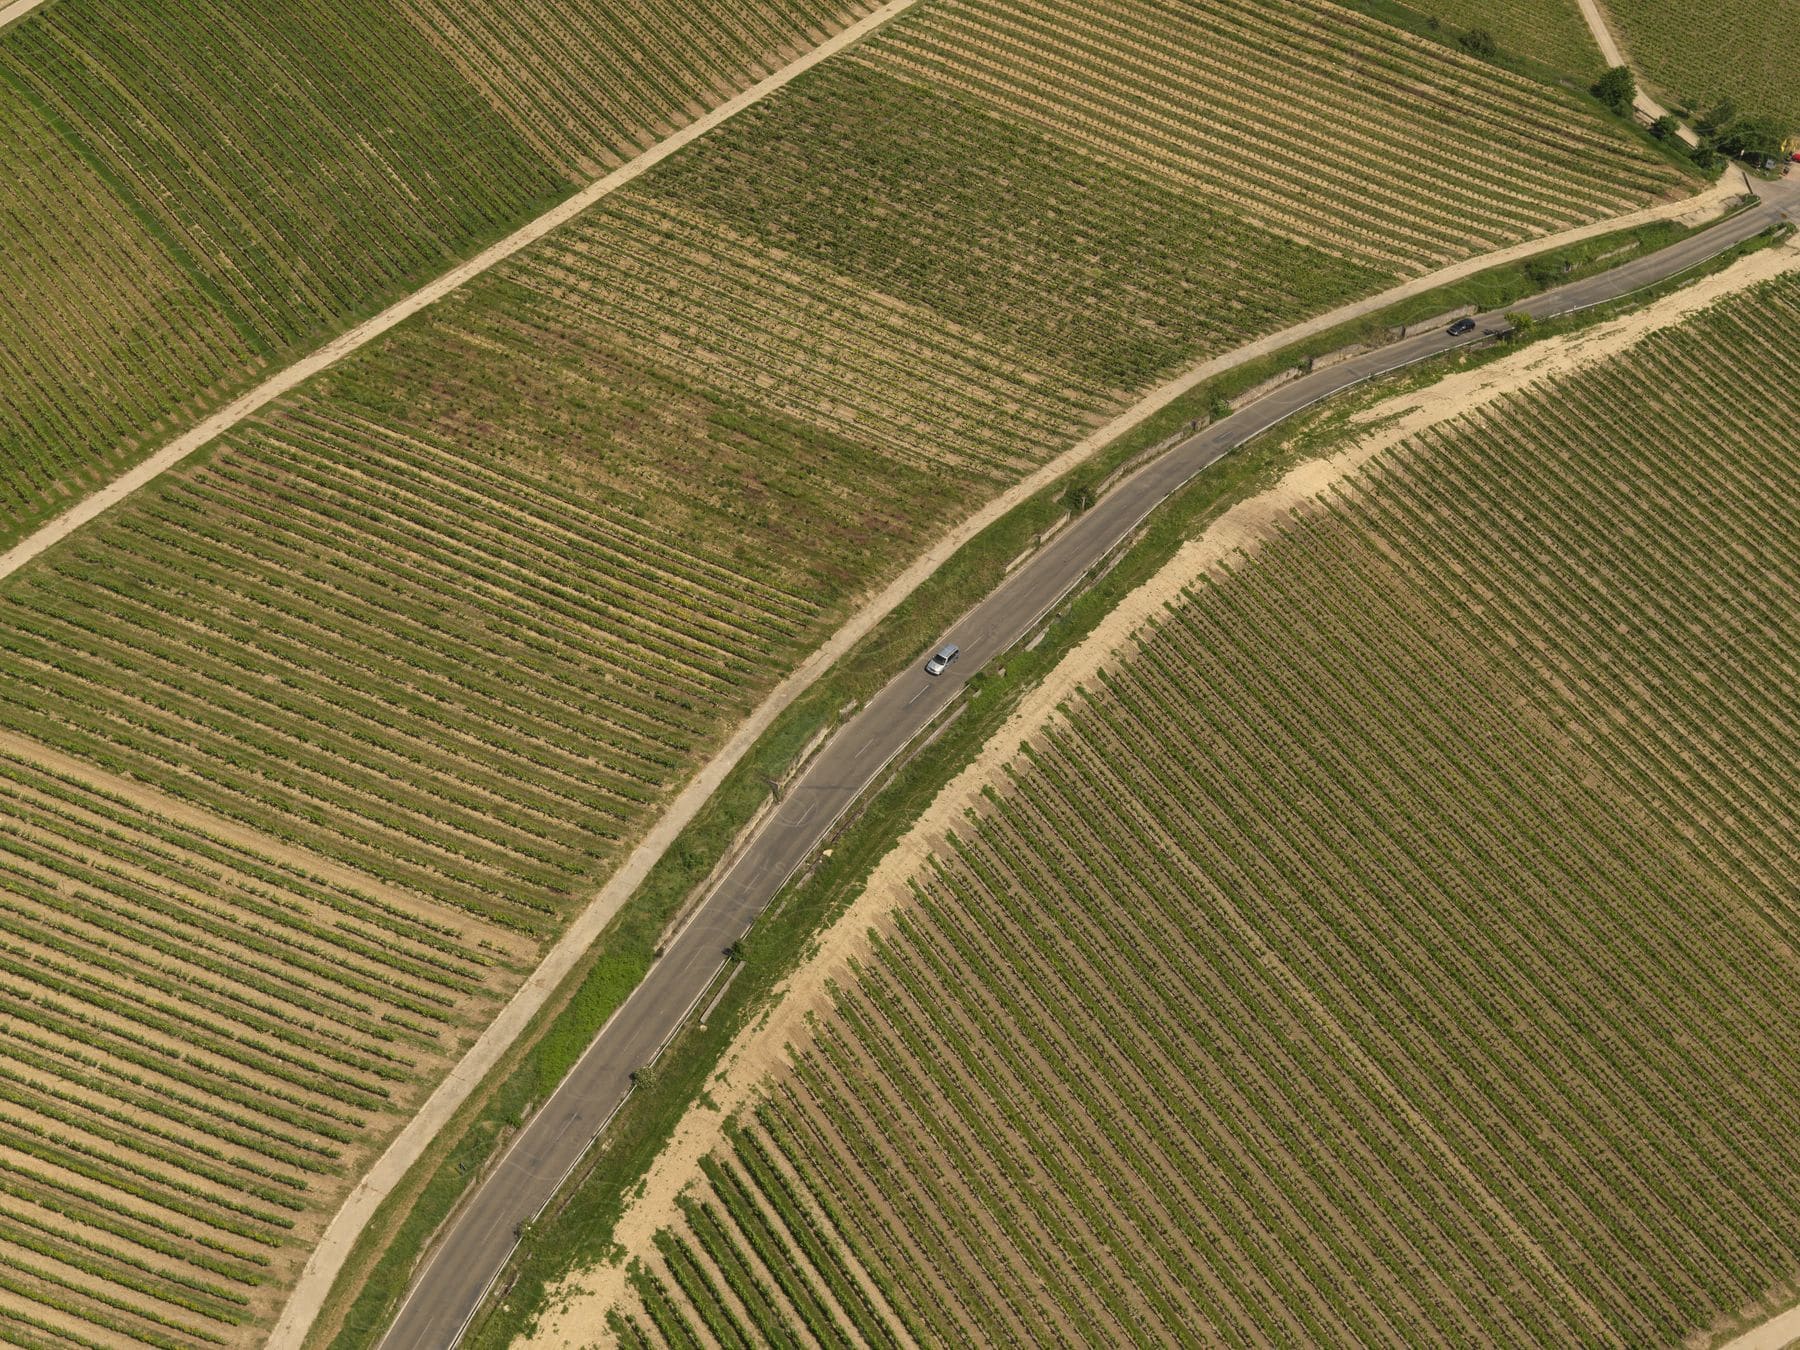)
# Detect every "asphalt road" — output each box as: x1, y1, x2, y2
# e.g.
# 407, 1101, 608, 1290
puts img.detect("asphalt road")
376, 179, 1796, 1350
